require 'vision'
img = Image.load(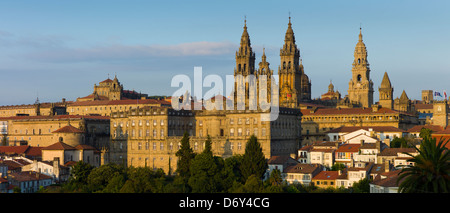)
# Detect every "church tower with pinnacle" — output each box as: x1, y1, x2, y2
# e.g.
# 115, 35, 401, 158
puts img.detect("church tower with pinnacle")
378, 72, 394, 109
348, 28, 374, 108
233, 18, 256, 109
279, 17, 310, 108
